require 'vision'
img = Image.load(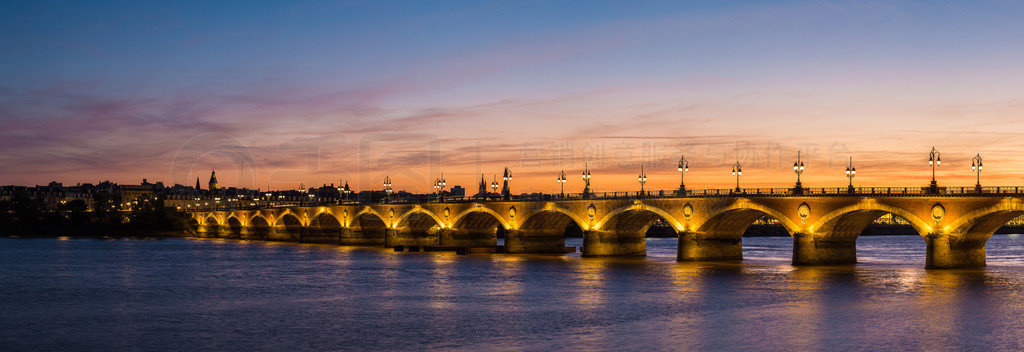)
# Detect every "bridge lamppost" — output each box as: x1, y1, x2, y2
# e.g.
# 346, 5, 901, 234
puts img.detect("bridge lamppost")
972, 153, 983, 193
383, 176, 392, 203
677, 155, 688, 196
490, 175, 499, 200
502, 167, 512, 201
845, 157, 856, 194
928, 147, 941, 194
434, 173, 446, 202
732, 161, 742, 193
793, 151, 805, 195
582, 162, 592, 199
557, 170, 567, 198
638, 165, 647, 198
